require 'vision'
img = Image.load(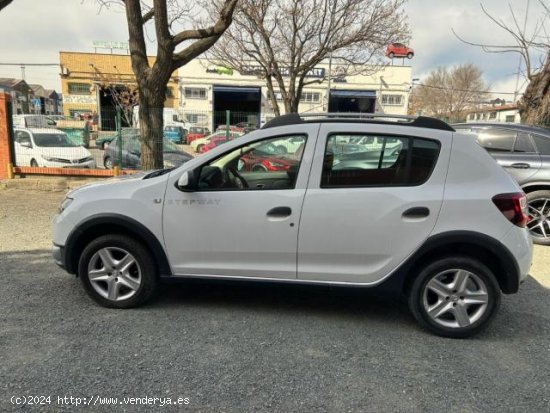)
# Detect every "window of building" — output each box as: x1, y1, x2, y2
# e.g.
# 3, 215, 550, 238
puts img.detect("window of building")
489, 112, 497, 119
68, 109, 91, 118
184, 87, 207, 99
381, 94, 403, 106
476, 113, 481, 120
166, 87, 175, 98
321, 134, 440, 188
68, 83, 91, 95
505, 115, 516, 122
300, 92, 321, 103
184, 112, 208, 124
